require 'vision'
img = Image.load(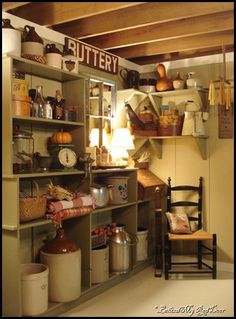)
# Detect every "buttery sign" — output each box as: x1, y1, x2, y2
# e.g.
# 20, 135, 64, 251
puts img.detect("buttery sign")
64, 37, 118, 74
